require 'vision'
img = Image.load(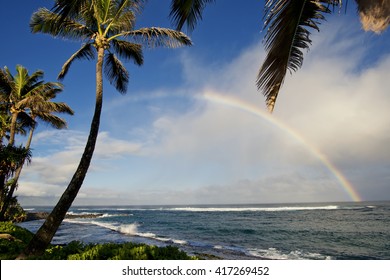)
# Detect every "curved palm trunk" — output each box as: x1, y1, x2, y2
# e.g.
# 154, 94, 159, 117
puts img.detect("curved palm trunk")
19, 47, 105, 258
0, 124, 35, 221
